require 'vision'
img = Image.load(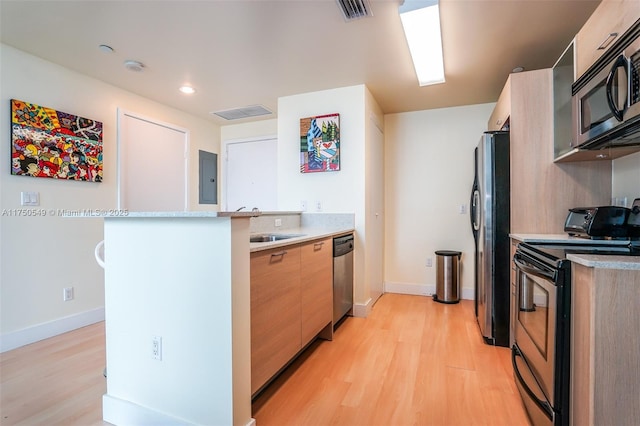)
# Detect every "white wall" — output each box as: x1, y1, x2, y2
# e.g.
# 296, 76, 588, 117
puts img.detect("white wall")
0, 44, 220, 350
221, 119, 277, 141
384, 103, 496, 297
277, 85, 384, 312
612, 151, 640, 205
